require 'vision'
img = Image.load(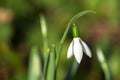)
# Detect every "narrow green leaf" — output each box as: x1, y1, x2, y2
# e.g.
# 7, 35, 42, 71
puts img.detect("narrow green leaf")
40, 14, 48, 58
64, 60, 79, 80
96, 47, 112, 80
46, 45, 56, 80
42, 49, 50, 80
28, 46, 42, 80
